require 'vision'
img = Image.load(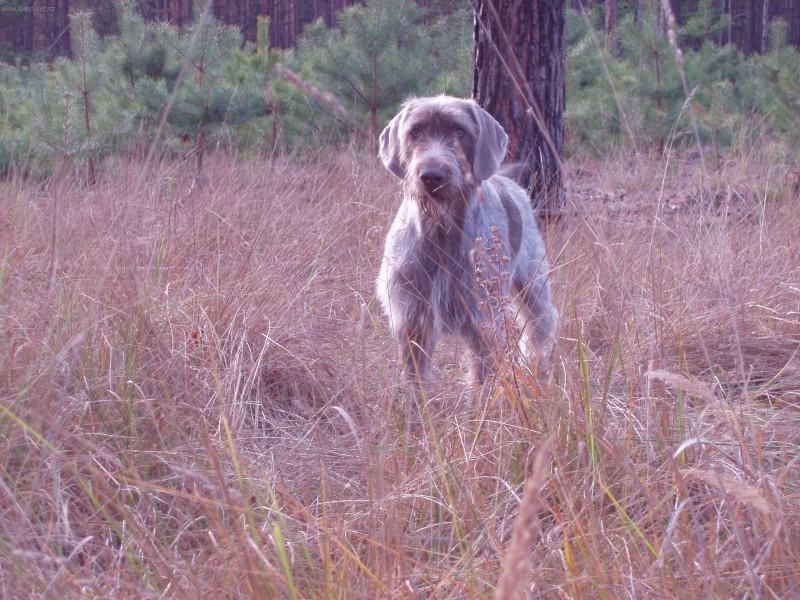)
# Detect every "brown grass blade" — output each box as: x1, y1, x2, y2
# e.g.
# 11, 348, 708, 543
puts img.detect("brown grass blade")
494, 435, 555, 600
